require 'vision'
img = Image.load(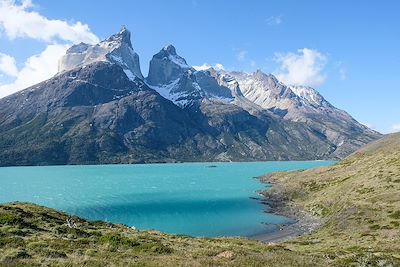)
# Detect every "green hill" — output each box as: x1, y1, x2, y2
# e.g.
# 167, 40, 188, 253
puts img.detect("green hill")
0, 133, 399, 266
262, 133, 400, 265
